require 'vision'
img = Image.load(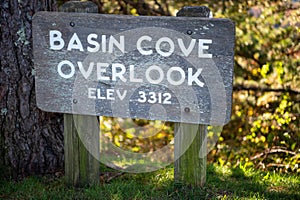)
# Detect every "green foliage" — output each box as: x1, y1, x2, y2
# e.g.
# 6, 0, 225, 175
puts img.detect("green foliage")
210, 0, 300, 173
58, 0, 300, 173
101, 117, 173, 153
55, 0, 300, 173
